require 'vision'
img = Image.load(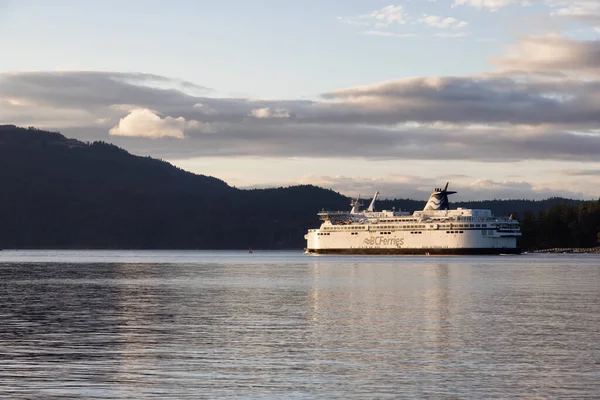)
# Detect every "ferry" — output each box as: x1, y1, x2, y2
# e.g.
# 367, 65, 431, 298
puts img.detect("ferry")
304, 183, 521, 255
